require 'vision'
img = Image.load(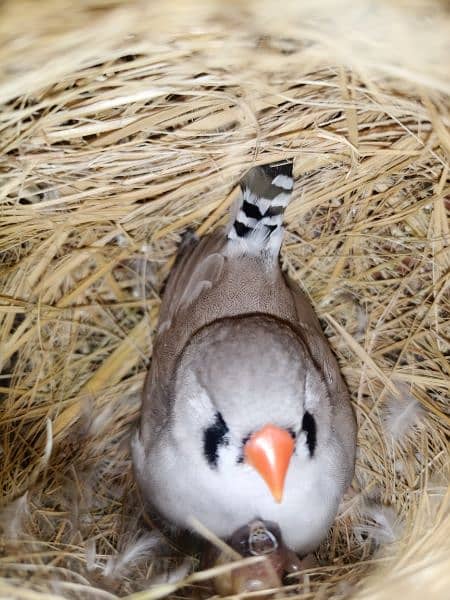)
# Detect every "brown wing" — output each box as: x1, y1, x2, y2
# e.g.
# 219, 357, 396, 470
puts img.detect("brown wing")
139, 229, 226, 443
158, 230, 226, 332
